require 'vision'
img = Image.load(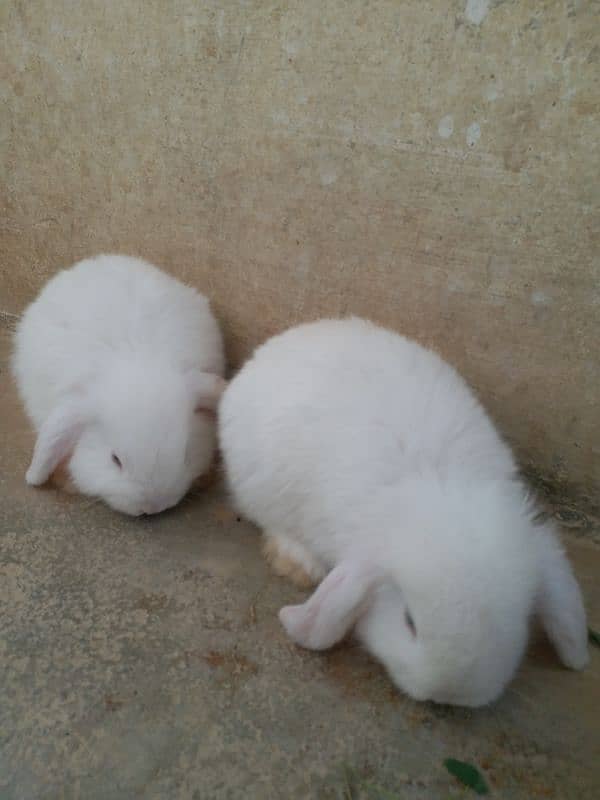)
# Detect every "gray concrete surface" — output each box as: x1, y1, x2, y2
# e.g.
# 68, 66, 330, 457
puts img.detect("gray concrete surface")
1, 325, 599, 798
1, 1, 599, 504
